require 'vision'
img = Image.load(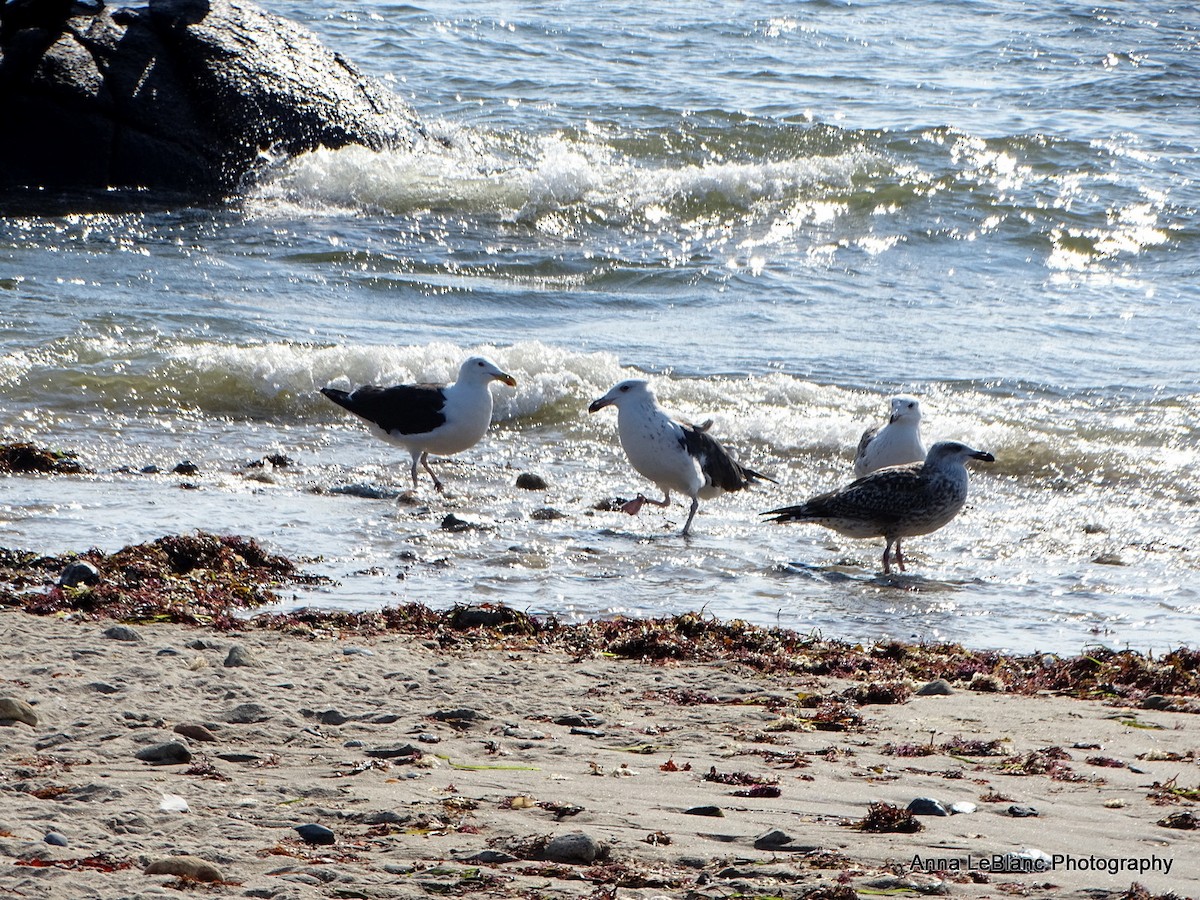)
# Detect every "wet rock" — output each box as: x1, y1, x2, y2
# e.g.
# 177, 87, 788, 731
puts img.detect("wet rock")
516, 472, 548, 490
542, 831, 607, 865
531, 507, 565, 520
915, 678, 954, 696
0, 697, 38, 727
441, 513, 485, 532
144, 855, 224, 883
172, 461, 200, 476
103, 625, 142, 642
135, 742, 192, 765
684, 806, 724, 817
295, 823, 336, 845
174, 723, 220, 743
329, 482, 402, 500
907, 797, 949, 816
1007, 805, 1039, 818
58, 561, 100, 588
223, 644, 259, 667
44, 831, 68, 847
224, 703, 271, 724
